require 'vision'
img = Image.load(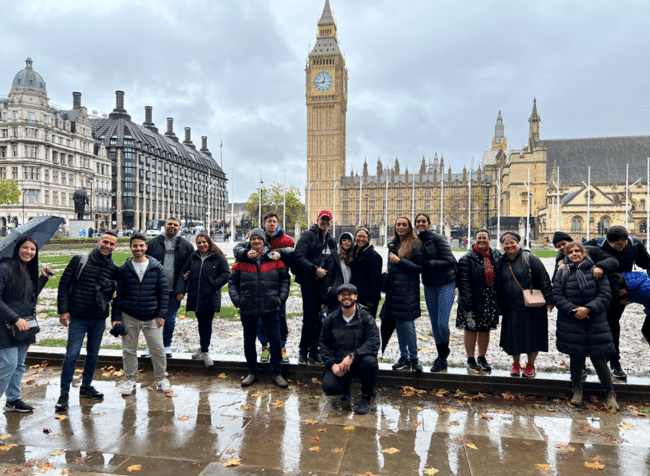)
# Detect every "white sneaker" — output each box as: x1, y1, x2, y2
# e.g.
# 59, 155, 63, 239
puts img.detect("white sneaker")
157, 379, 172, 393
191, 350, 202, 359
141, 348, 151, 358
201, 352, 214, 367
164, 346, 172, 357
121, 380, 136, 396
